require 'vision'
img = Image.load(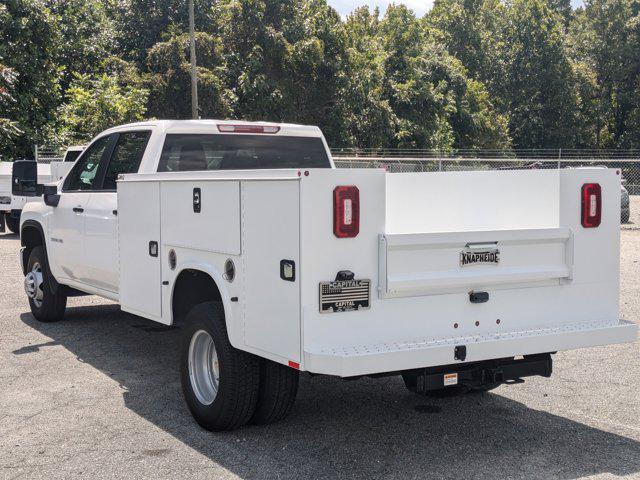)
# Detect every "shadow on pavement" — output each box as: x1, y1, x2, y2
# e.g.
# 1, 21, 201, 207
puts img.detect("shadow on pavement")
19, 305, 640, 480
